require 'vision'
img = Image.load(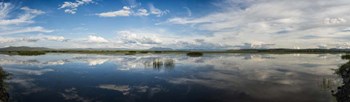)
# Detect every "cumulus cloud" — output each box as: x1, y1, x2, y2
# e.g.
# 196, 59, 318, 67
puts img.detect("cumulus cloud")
59, 0, 93, 14
335, 42, 350, 49
324, 17, 347, 25
235, 42, 275, 49
317, 44, 328, 49
117, 31, 161, 45
111, 30, 230, 49
97, 6, 131, 17
87, 35, 109, 43
44, 36, 65, 41
171, 39, 230, 49
0, 37, 15, 43
35, 34, 66, 42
